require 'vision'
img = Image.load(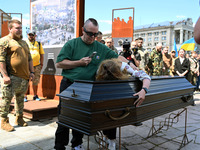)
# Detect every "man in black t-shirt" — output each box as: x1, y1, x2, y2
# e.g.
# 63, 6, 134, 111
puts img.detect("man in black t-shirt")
130, 41, 141, 67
